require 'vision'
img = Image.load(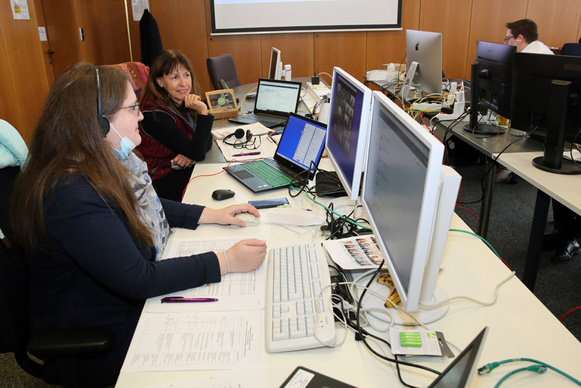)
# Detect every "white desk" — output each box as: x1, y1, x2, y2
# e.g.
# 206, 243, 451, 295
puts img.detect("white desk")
497, 151, 581, 215
496, 151, 581, 291
116, 162, 581, 388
